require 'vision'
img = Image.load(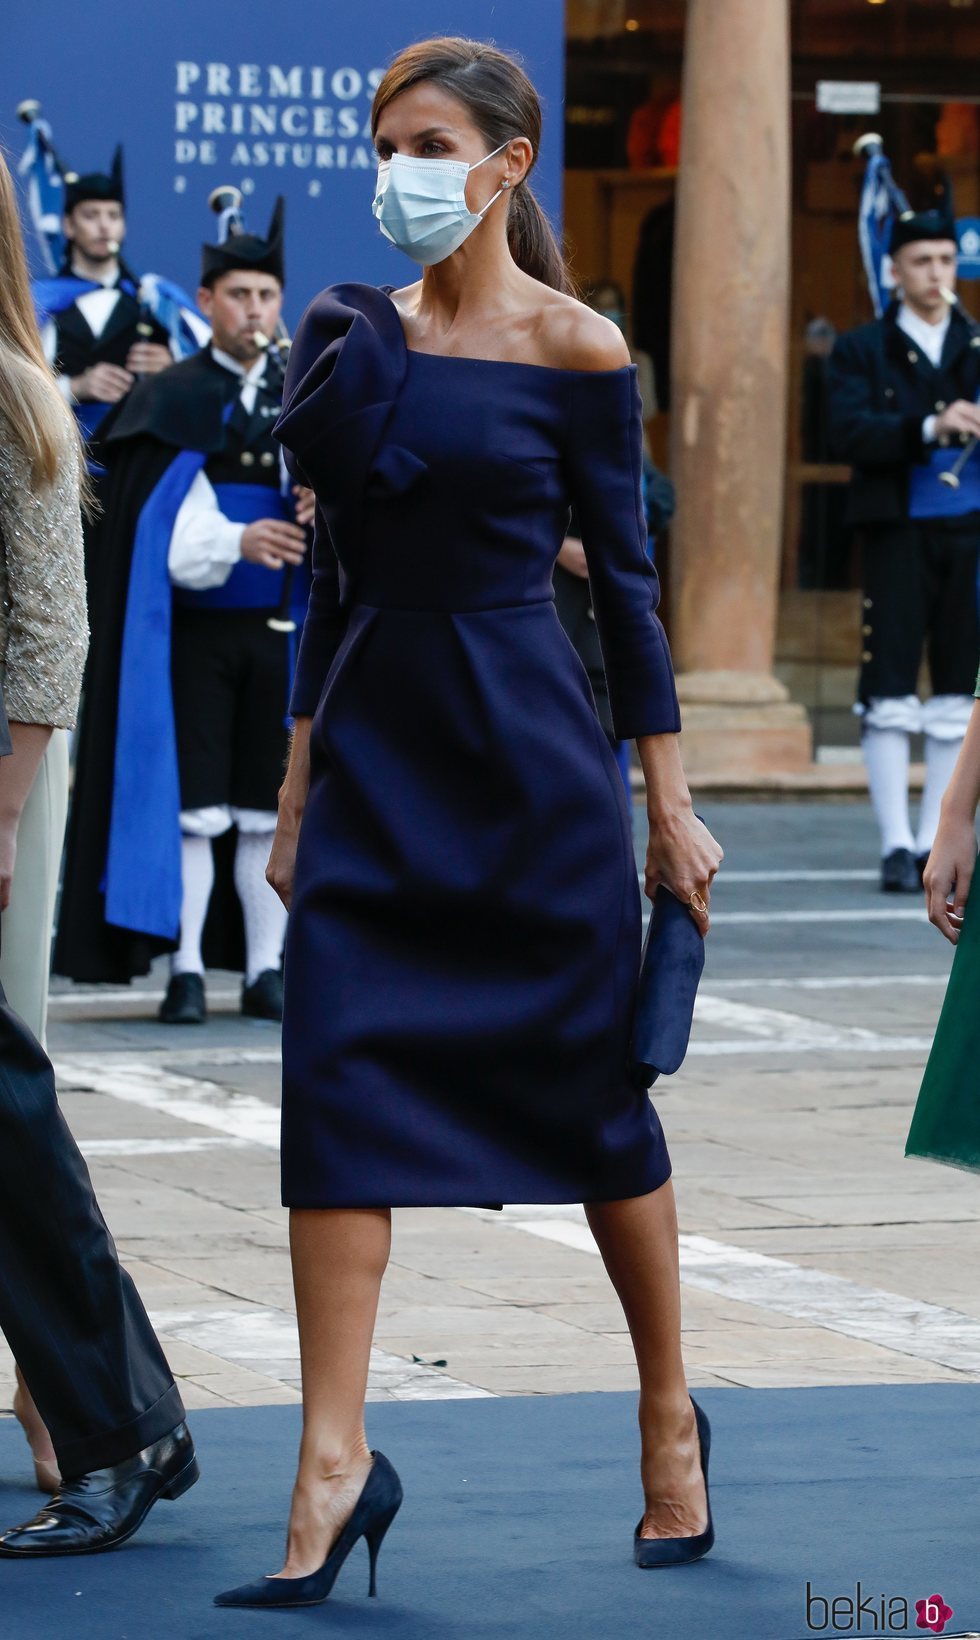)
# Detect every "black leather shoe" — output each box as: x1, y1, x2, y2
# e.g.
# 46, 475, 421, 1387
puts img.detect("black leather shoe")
881, 847, 921, 894
159, 972, 206, 1024
0, 1422, 198, 1557
242, 968, 283, 1021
